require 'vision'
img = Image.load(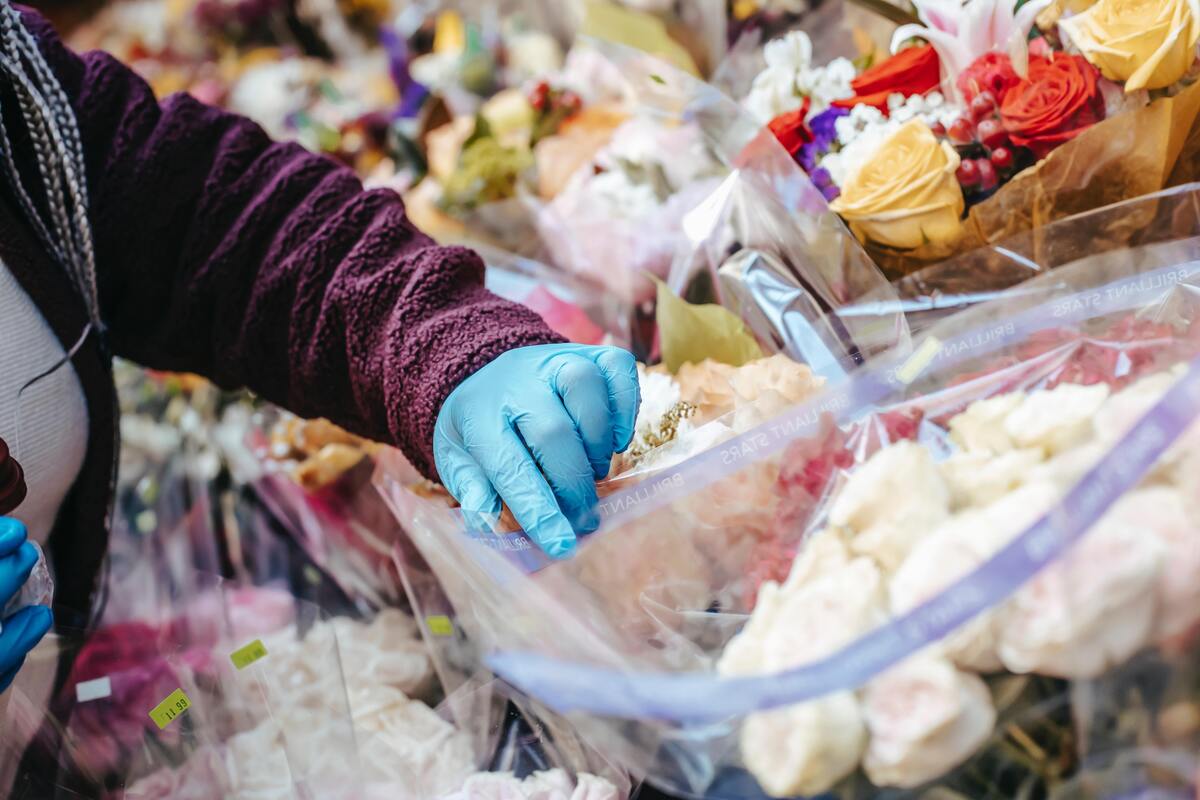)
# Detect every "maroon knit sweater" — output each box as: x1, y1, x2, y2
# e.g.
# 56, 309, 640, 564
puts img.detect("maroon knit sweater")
3, 7, 560, 626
